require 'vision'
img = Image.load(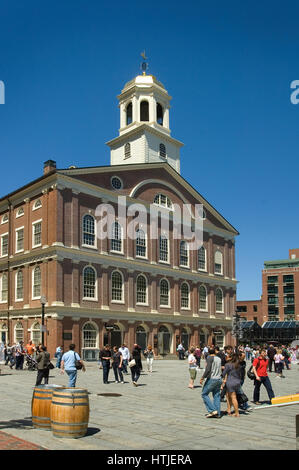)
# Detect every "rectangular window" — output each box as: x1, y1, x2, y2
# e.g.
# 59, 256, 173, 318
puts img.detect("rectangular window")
159, 237, 169, 262
16, 228, 24, 252
32, 221, 42, 247
1, 234, 8, 256
283, 274, 294, 284
267, 276, 278, 284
